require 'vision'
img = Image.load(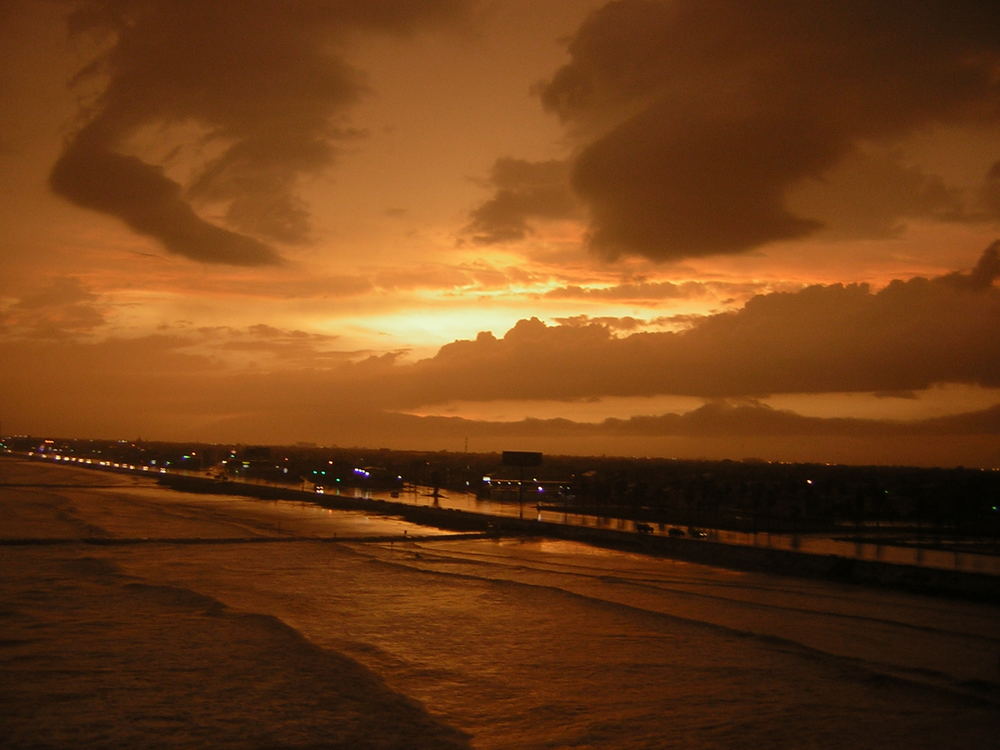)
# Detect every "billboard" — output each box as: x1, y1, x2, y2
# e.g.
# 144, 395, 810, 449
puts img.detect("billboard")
502, 451, 543, 467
